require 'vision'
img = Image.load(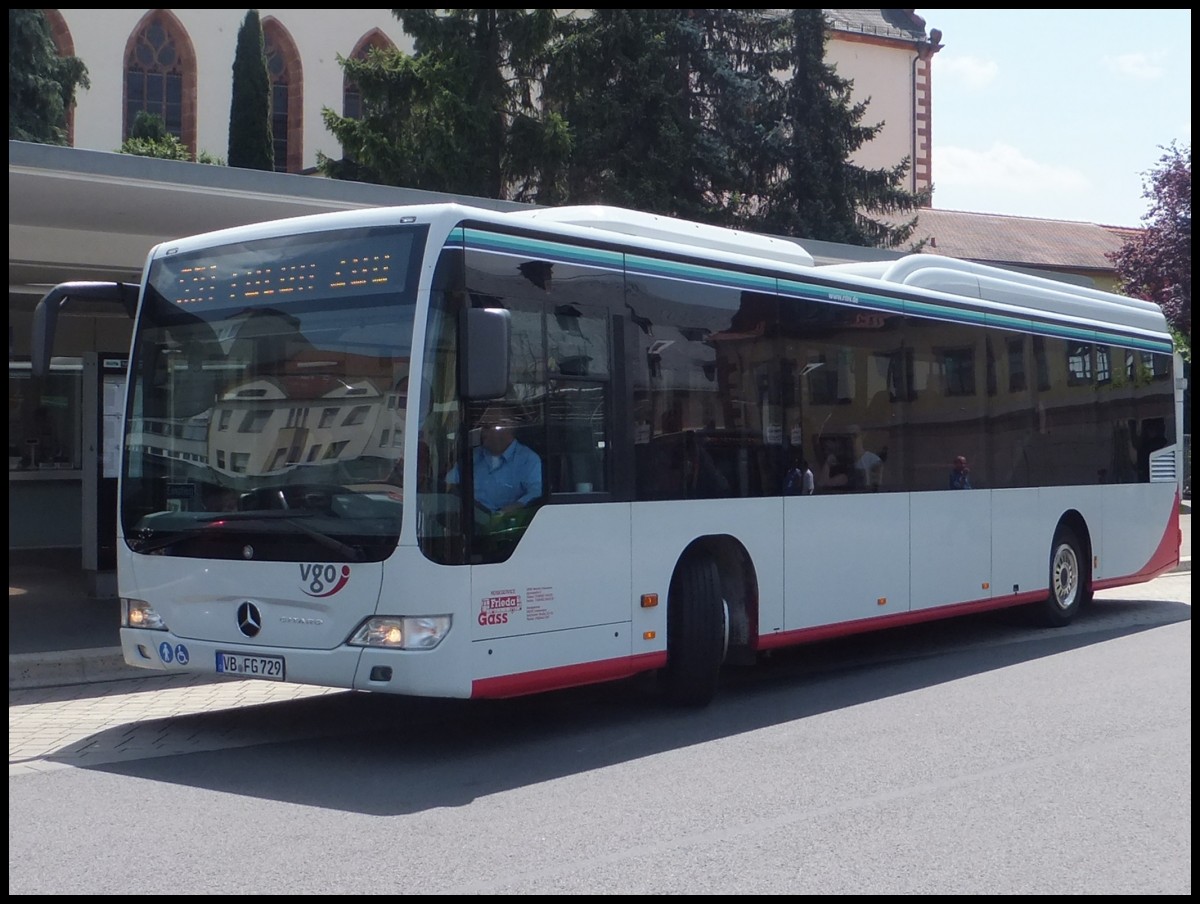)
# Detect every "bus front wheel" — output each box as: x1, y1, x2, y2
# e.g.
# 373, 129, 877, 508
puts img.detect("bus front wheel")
661, 556, 726, 706
1035, 526, 1089, 627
